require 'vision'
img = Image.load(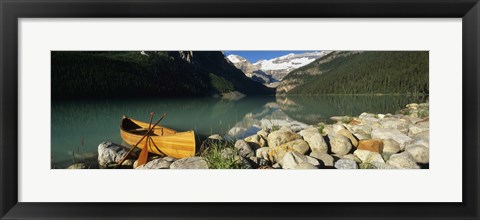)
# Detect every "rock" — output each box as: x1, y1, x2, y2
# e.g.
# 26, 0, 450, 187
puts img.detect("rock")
267, 129, 302, 148
353, 133, 370, 141
170, 157, 209, 169
336, 128, 359, 147
341, 154, 362, 163
248, 156, 270, 167
371, 128, 413, 150
207, 134, 224, 141
408, 125, 429, 136
310, 151, 334, 166
380, 118, 409, 134
387, 153, 420, 169
371, 162, 397, 169
350, 125, 372, 136
405, 145, 429, 164
257, 129, 270, 140
295, 163, 319, 169
332, 124, 347, 134
244, 134, 267, 148
410, 139, 429, 148
121, 159, 135, 167
382, 139, 401, 154
97, 142, 129, 168
272, 163, 281, 169
137, 158, 172, 169
67, 163, 87, 169
410, 130, 429, 142
357, 139, 384, 153
268, 139, 310, 163
353, 149, 385, 164
334, 159, 358, 169
235, 140, 255, 157
330, 135, 352, 156
256, 147, 270, 161
280, 152, 320, 169
299, 127, 328, 153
